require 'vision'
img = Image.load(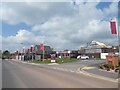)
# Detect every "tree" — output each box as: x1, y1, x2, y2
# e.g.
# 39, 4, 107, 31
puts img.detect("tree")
2, 50, 10, 59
